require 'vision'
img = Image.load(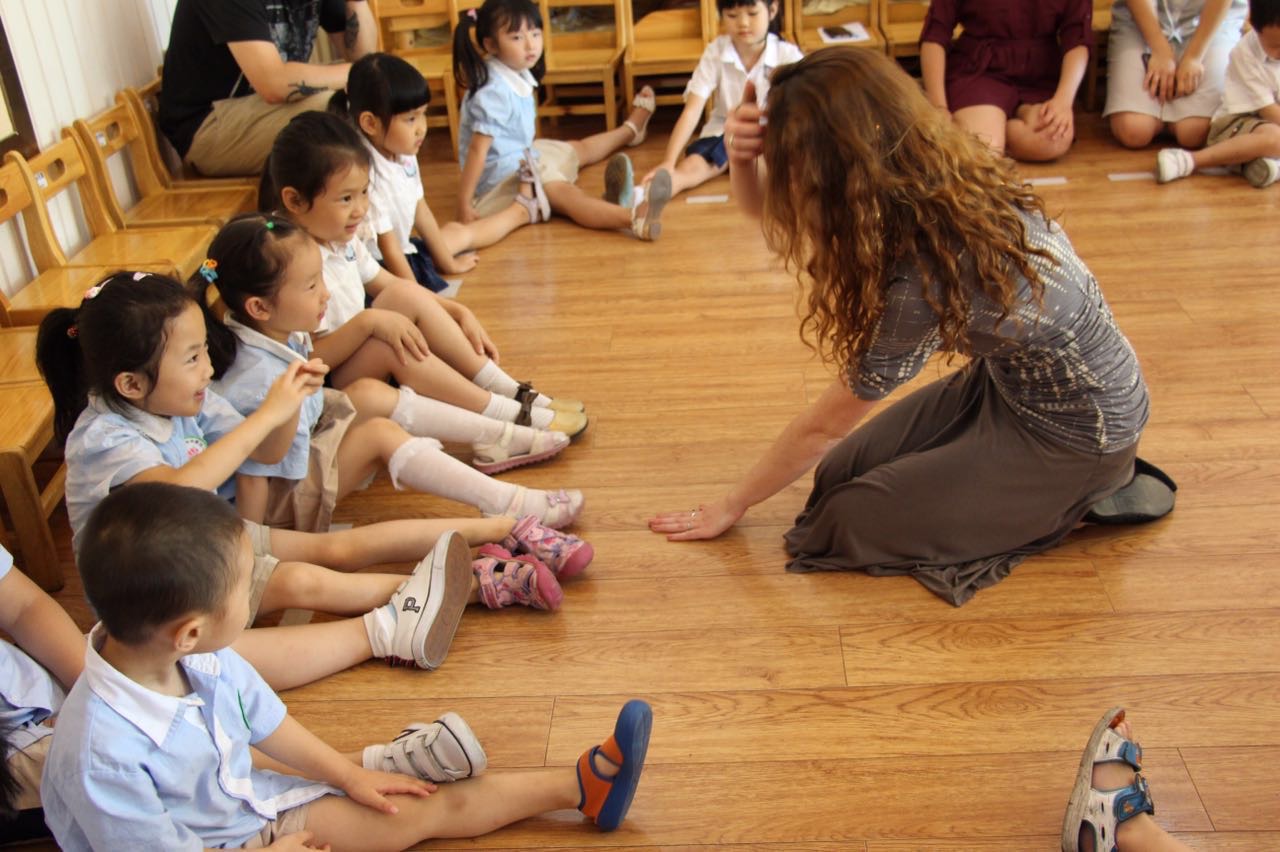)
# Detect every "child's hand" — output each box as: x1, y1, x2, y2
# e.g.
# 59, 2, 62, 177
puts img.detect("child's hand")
725, 80, 767, 167
1174, 54, 1205, 98
299, 358, 329, 393
259, 361, 316, 426
1035, 96, 1074, 141
341, 767, 436, 815
368, 309, 431, 364
266, 831, 330, 850
457, 201, 479, 224
452, 304, 499, 362
1144, 47, 1177, 103
443, 251, 480, 275
642, 160, 677, 185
